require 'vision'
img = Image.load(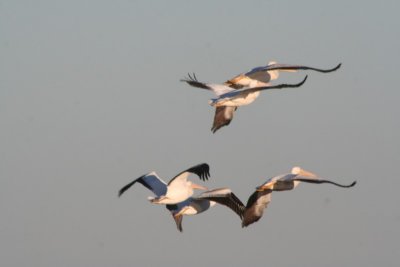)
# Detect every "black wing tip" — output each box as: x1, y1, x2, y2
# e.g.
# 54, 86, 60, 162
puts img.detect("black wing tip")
349, 180, 357, 187
199, 163, 210, 181
118, 183, 132, 198
184, 163, 210, 181
315, 63, 342, 73
298, 75, 308, 86
241, 220, 251, 228
117, 174, 147, 197
332, 63, 342, 71
181, 72, 198, 82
